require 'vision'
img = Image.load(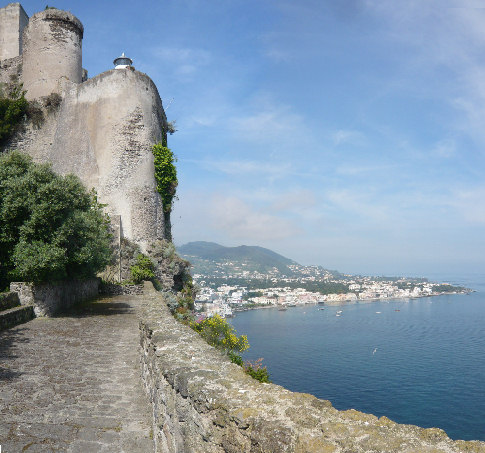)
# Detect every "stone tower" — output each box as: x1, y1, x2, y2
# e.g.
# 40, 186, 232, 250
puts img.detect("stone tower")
0, 2, 27, 60
22, 8, 83, 100
0, 3, 170, 270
